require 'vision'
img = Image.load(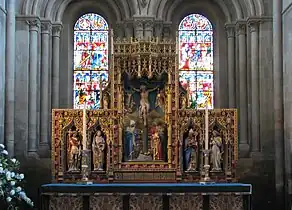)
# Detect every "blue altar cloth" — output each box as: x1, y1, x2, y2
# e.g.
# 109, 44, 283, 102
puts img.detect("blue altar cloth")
41, 183, 252, 195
